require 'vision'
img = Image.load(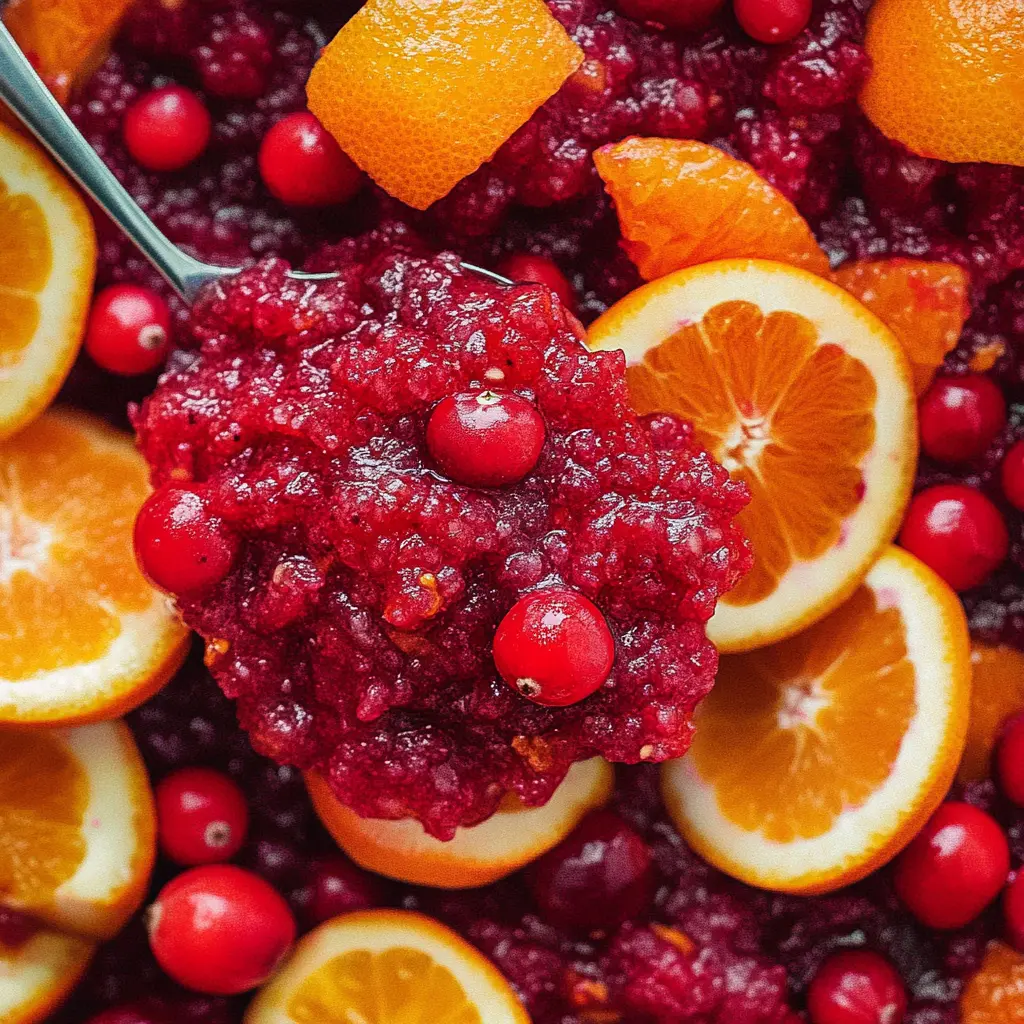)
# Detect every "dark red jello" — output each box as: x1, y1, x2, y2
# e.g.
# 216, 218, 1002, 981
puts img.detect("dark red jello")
133, 228, 749, 838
